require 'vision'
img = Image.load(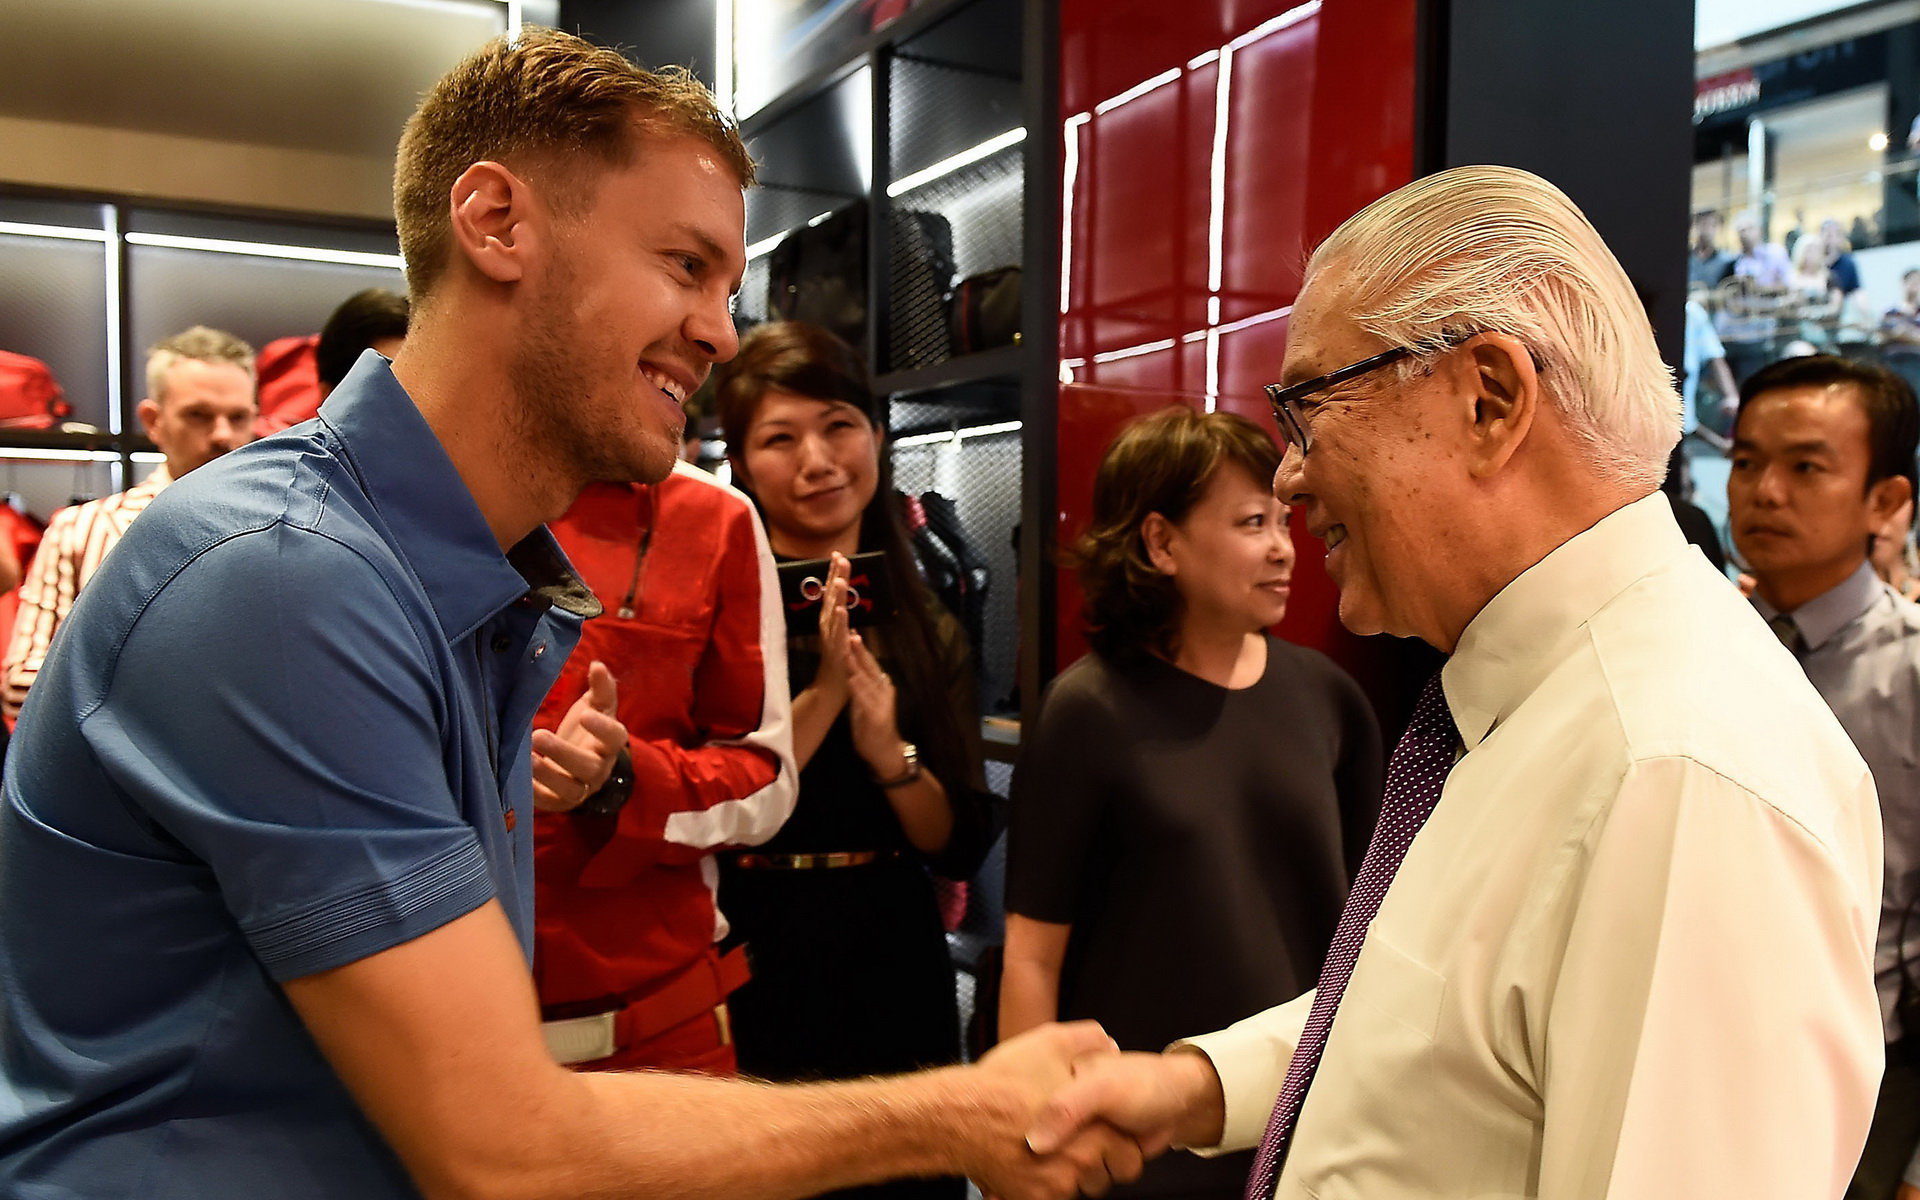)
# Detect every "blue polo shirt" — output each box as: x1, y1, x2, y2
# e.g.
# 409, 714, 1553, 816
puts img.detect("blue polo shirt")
0, 354, 596, 1198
